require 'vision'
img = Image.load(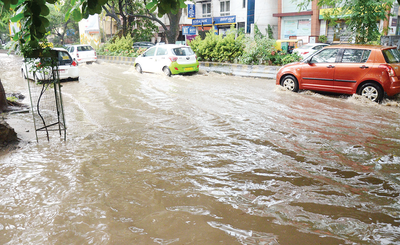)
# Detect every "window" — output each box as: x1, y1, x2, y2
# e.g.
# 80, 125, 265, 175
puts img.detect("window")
382, 48, 400, 63
202, 3, 211, 17
58, 51, 72, 65
173, 47, 194, 56
77, 45, 93, 51
243, 0, 246, 8
143, 47, 156, 57
312, 45, 326, 51
156, 47, 168, 56
220, 1, 230, 16
311, 49, 339, 63
341, 49, 371, 63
